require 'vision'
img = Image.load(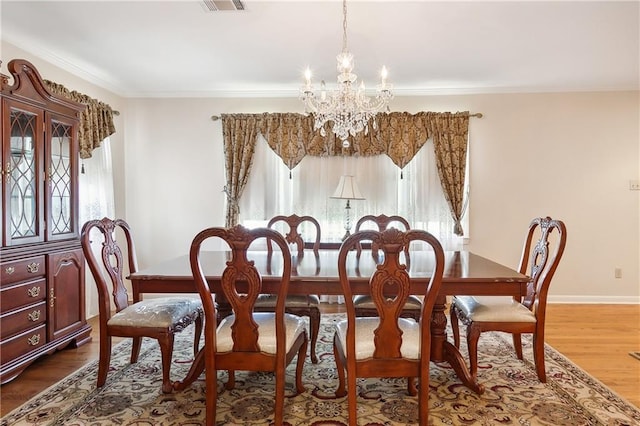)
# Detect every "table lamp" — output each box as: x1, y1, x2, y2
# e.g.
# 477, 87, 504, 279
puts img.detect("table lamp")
331, 175, 365, 241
